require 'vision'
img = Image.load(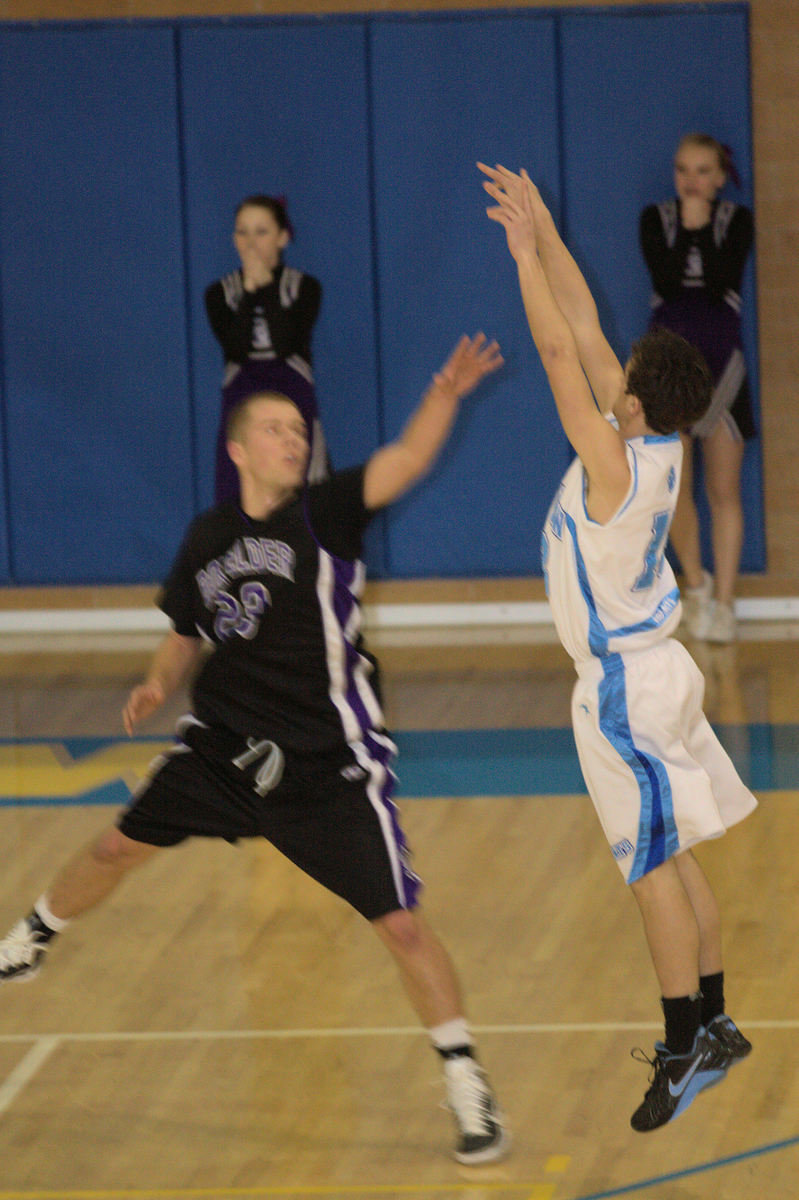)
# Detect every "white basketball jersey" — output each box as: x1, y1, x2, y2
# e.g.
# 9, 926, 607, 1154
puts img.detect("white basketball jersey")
541, 430, 683, 665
